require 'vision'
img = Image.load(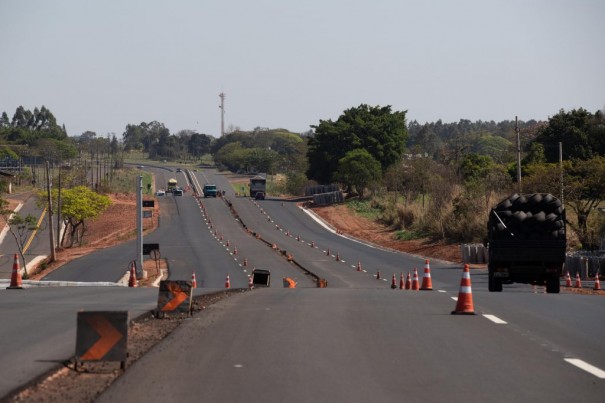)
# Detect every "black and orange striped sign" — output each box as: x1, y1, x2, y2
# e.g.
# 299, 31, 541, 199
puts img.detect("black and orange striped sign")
75, 311, 128, 365
157, 280, 193, 315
